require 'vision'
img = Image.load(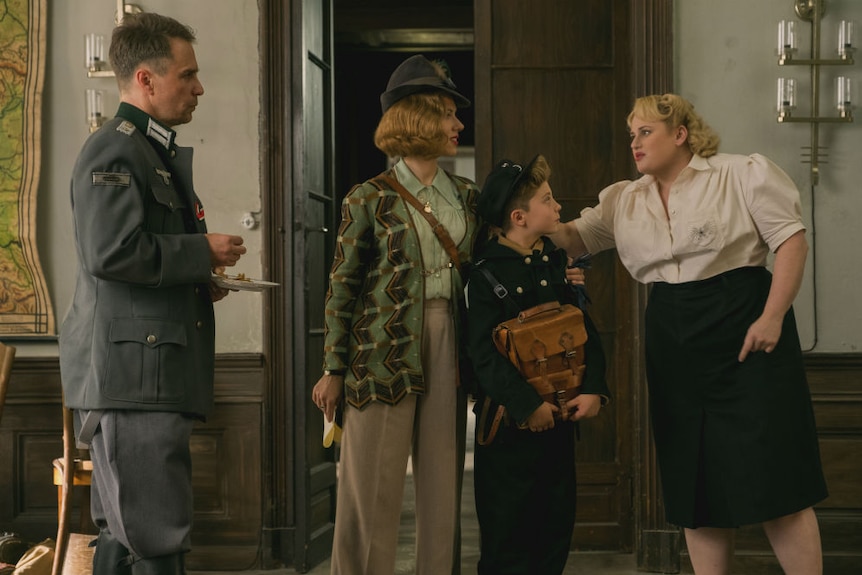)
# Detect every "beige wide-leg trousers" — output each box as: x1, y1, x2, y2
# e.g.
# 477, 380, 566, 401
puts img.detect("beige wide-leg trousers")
330, 299, 467, 575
